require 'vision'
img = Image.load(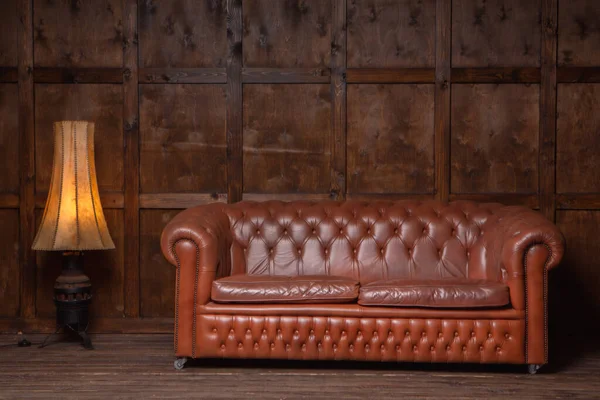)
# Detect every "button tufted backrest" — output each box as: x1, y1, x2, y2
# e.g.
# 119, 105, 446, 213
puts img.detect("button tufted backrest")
223, 200, 504, 284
